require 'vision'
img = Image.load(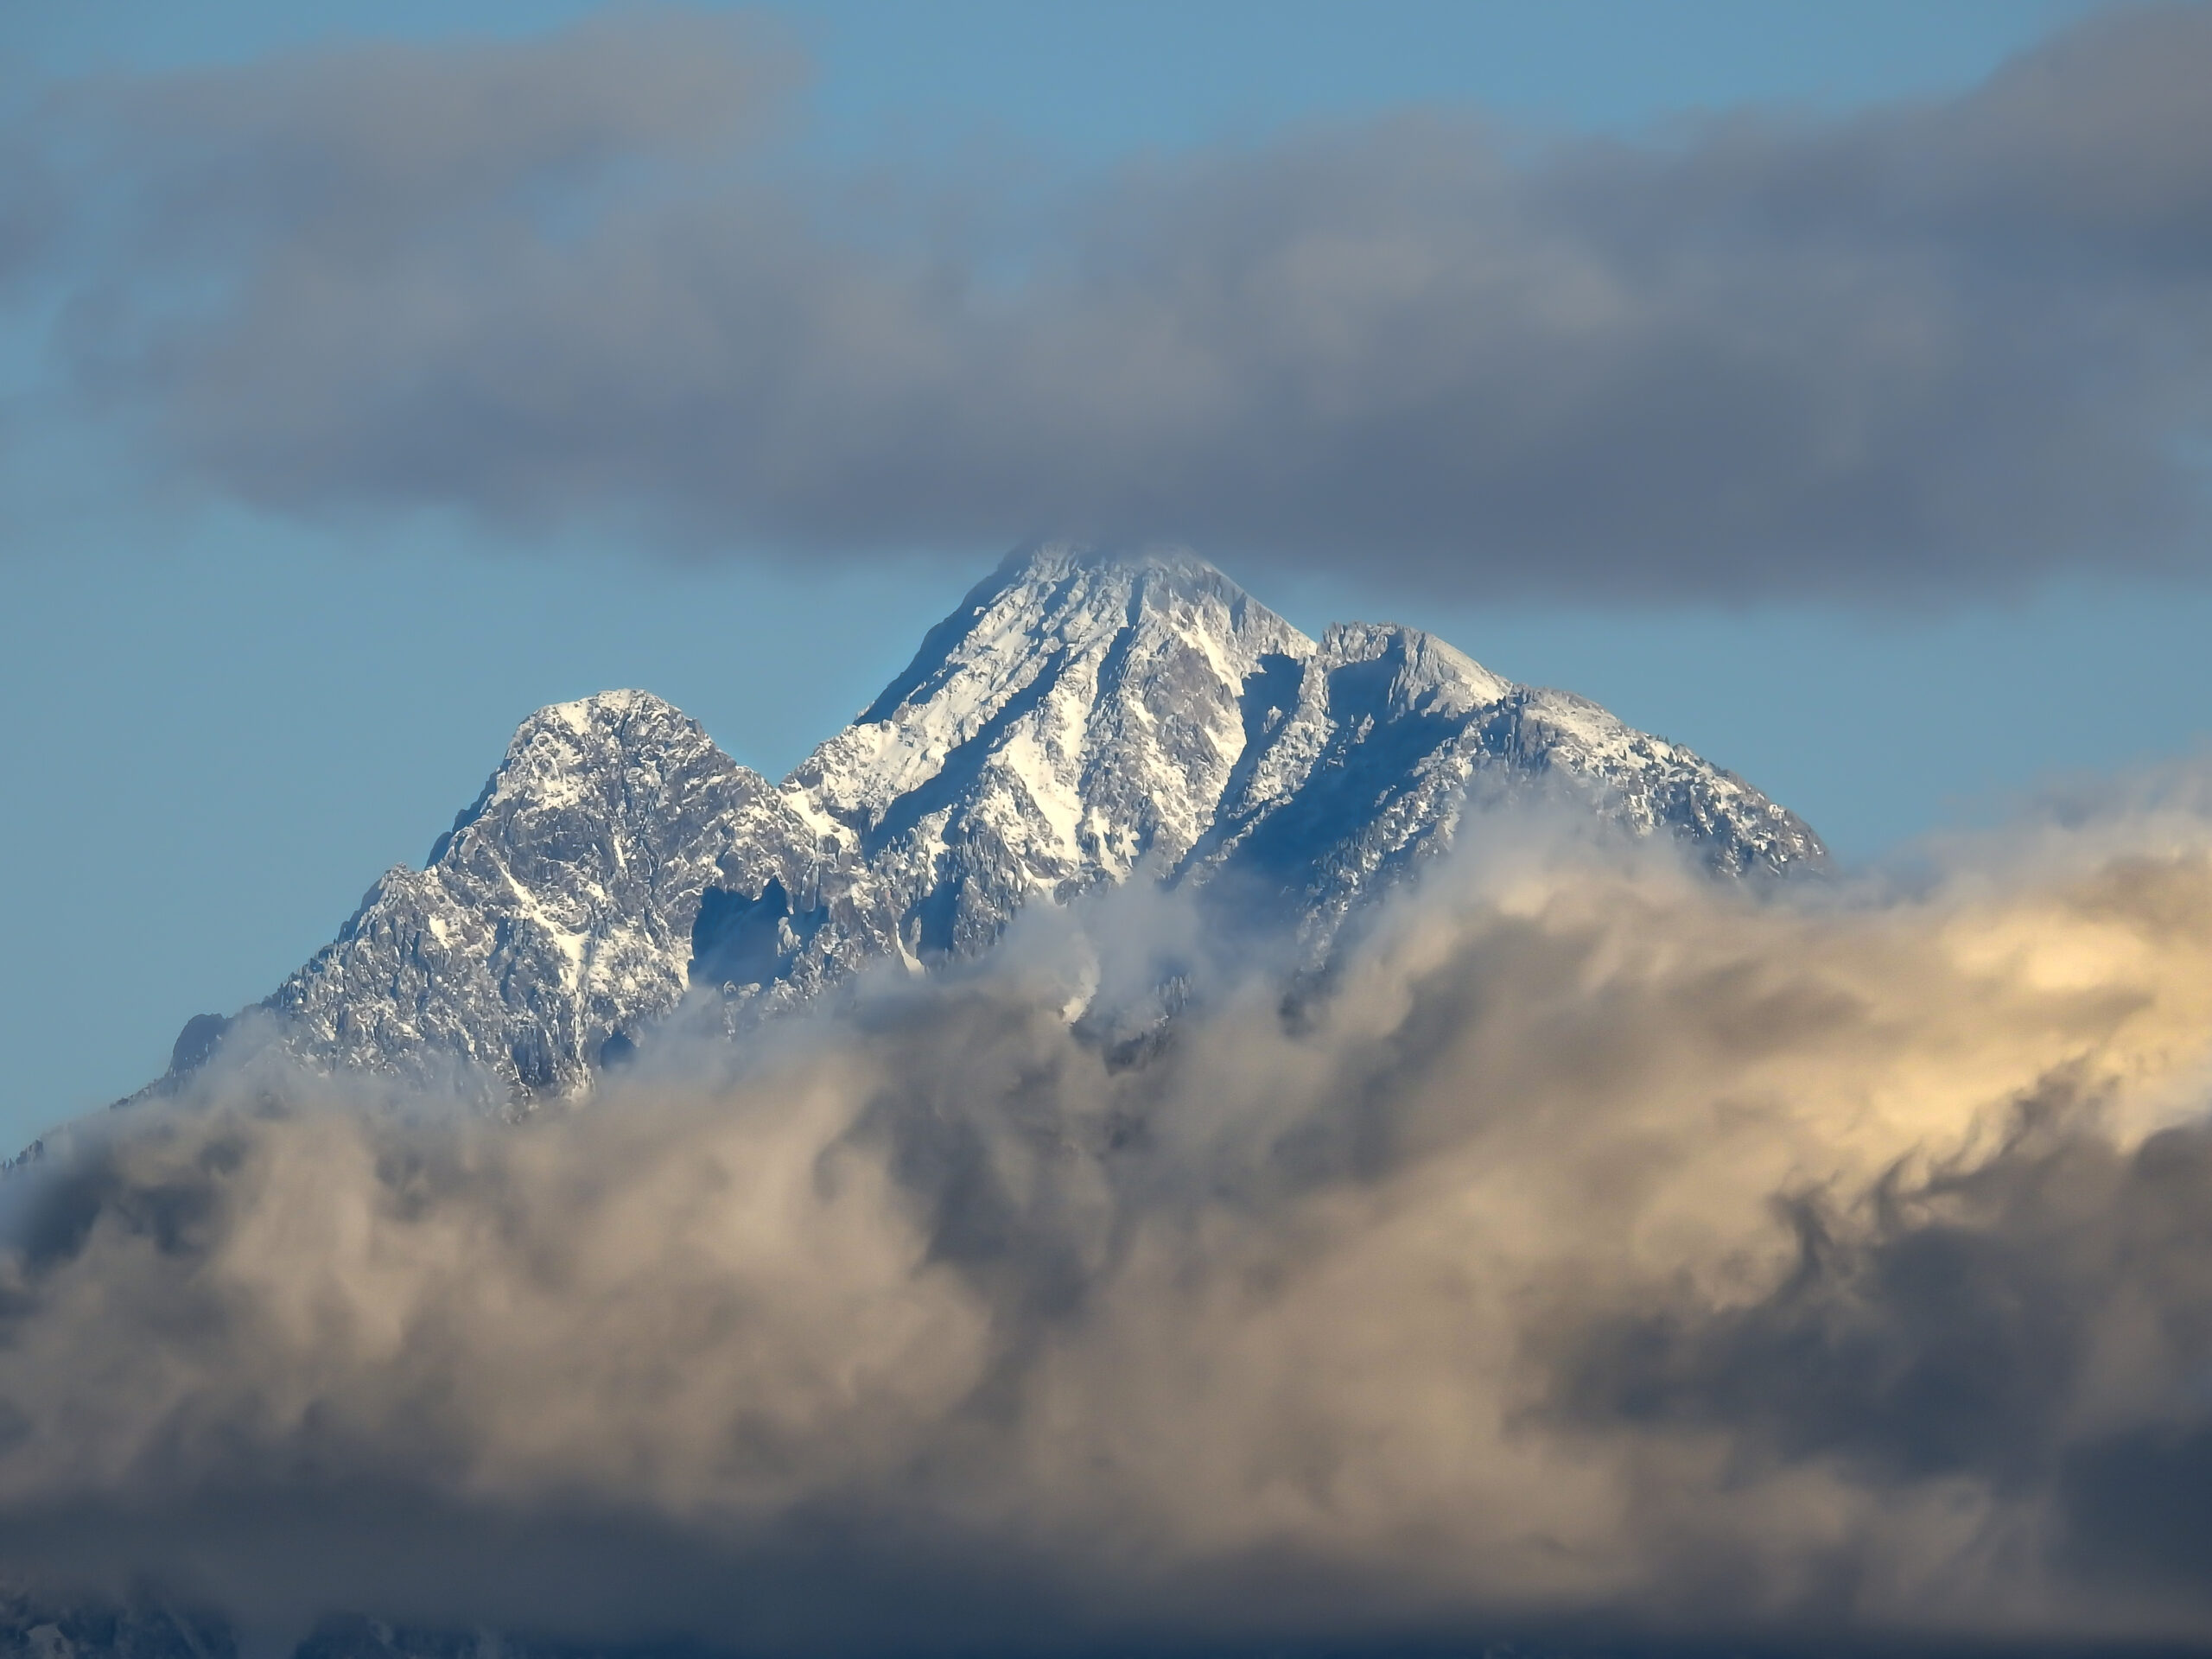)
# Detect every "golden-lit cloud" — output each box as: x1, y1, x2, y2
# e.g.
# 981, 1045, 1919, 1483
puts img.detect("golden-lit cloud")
4, 783, 2212, 1649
